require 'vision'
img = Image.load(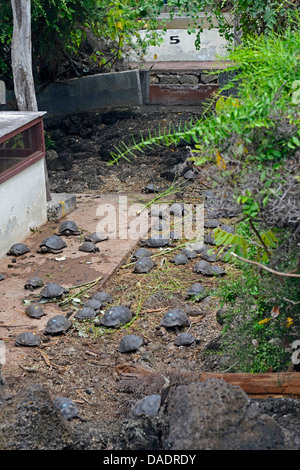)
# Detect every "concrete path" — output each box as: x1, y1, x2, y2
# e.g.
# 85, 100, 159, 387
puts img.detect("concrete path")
0, 191, 169, 372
